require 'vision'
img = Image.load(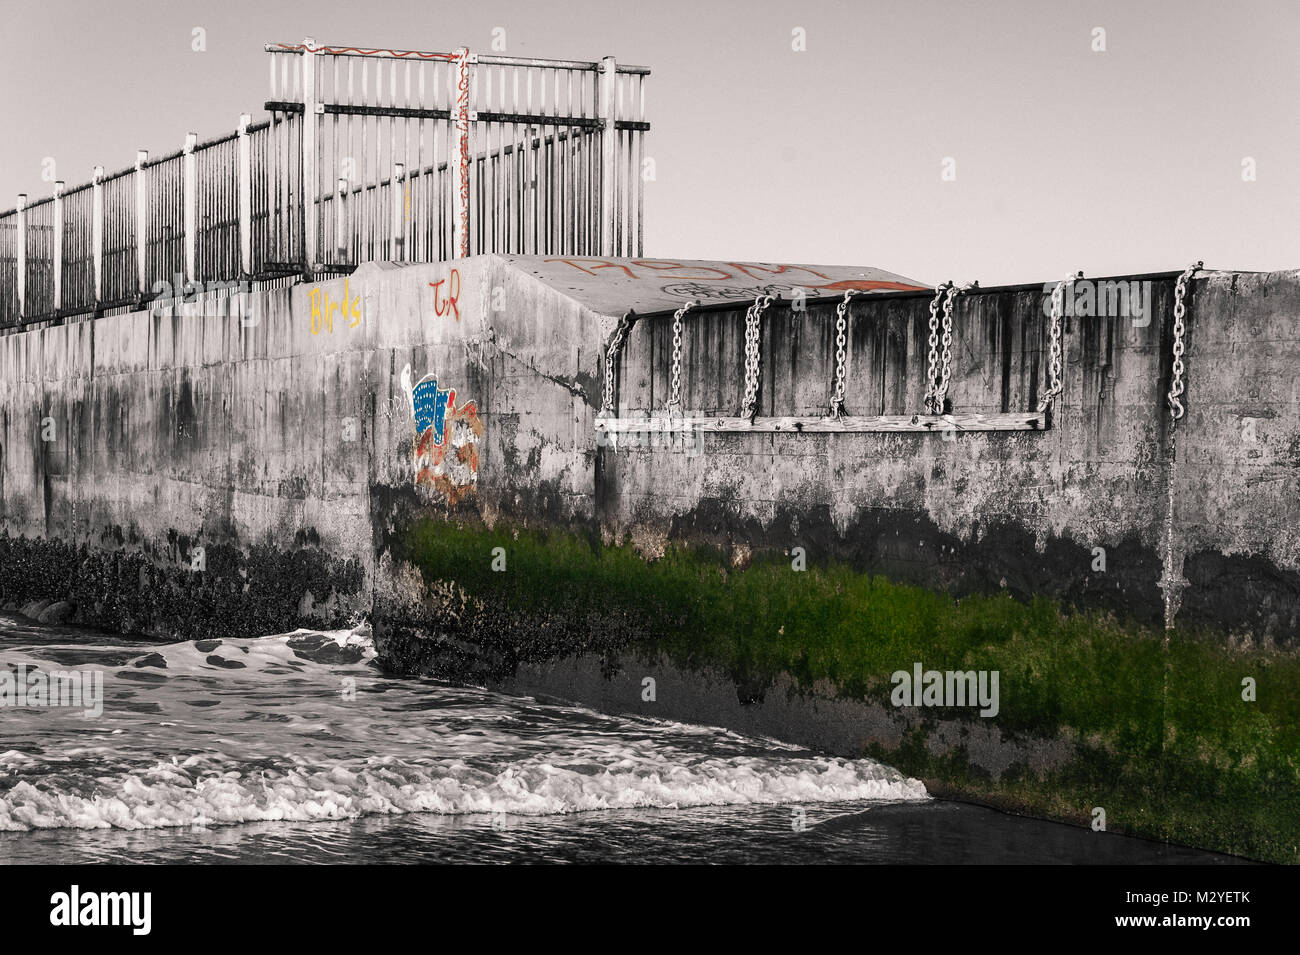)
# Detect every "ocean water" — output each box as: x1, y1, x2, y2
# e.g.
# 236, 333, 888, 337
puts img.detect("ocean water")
0, 613, 1245, 864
